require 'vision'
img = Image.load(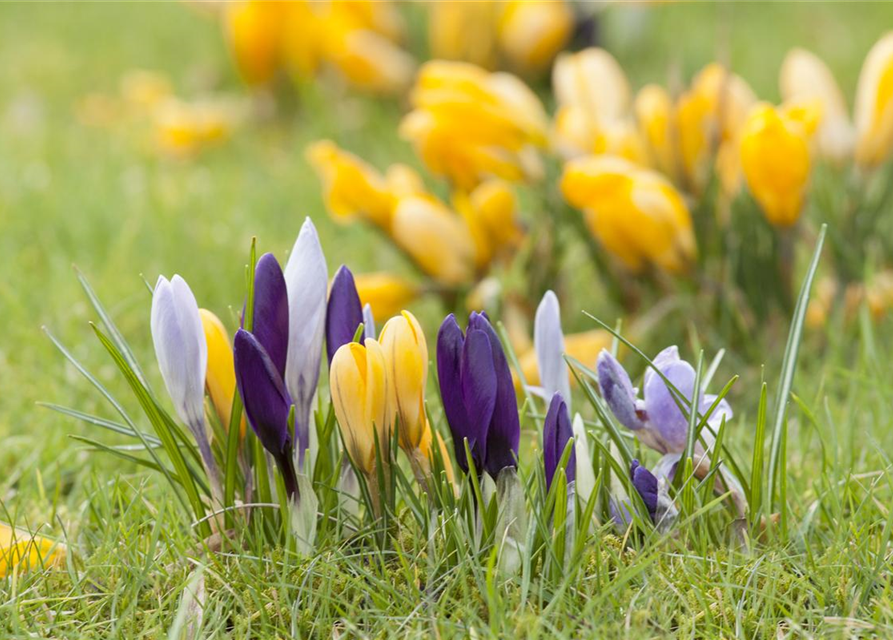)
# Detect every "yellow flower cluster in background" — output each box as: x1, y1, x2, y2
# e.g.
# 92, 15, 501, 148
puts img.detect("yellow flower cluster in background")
224, 0, 414, 95
430, 1, 575, 76
0, 523, 65, 578
308, 139, 524, 295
